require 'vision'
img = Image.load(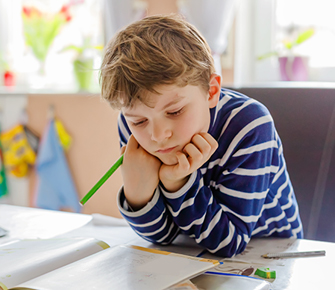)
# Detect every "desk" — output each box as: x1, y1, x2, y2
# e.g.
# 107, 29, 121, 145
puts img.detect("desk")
1, 205, 334, 290
203, 238, 334, 290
